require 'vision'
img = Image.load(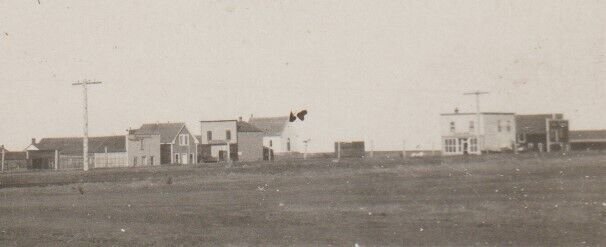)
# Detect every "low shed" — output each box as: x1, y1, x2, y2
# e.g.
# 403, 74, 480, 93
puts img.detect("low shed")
569, 130, 606, 151
335, 141, 366, 158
